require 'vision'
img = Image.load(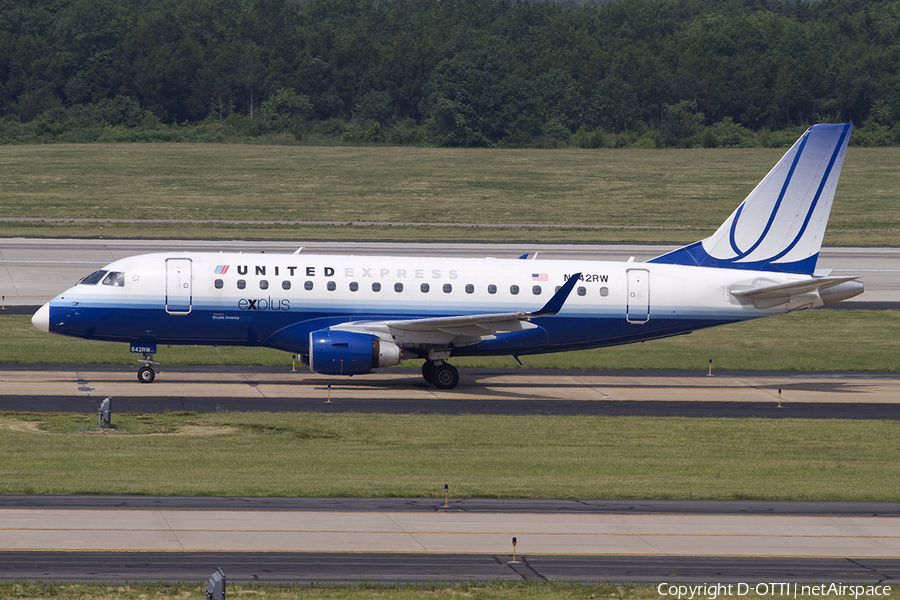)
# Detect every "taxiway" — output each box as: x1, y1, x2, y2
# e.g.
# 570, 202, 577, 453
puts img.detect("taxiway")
0, 366, 898, 418
1, 497, 899, 584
